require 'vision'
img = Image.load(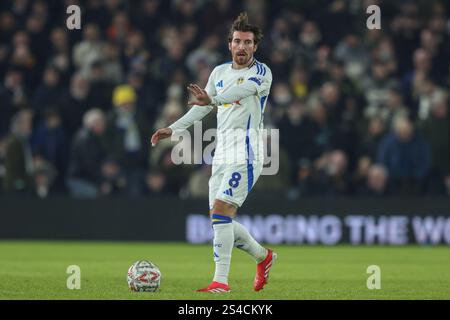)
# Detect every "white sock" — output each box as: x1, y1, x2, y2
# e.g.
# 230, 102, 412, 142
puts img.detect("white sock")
233, 220, 267, 263
211, 214, 234, 285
